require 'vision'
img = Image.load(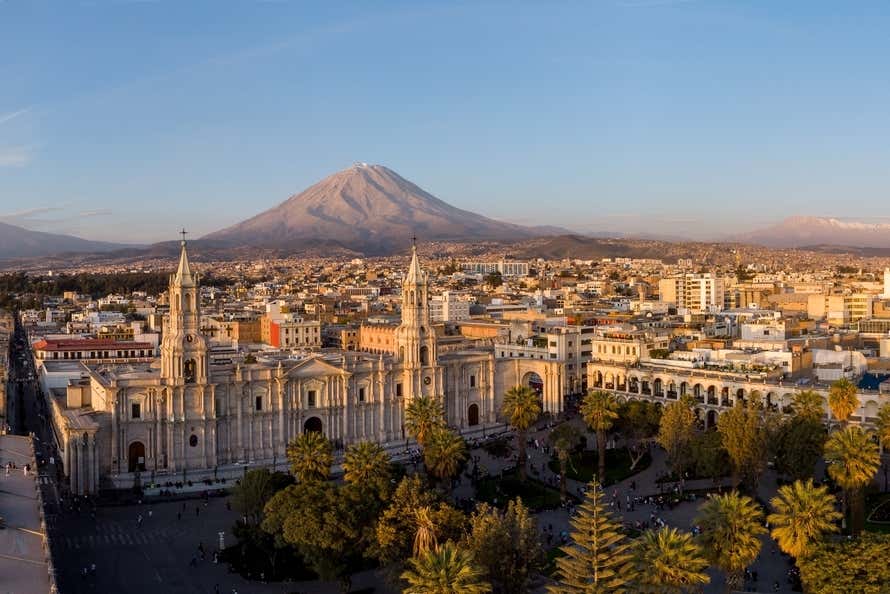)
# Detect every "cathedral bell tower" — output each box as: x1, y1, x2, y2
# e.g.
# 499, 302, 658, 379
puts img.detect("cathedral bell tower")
395, 242, 439, 399
161, 233, 208, 384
